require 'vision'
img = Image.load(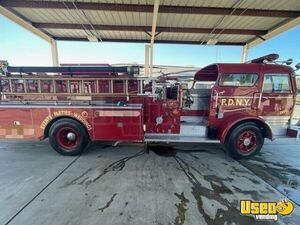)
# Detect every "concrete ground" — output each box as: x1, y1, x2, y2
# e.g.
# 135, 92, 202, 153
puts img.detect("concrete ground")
0, 139, 299, 225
